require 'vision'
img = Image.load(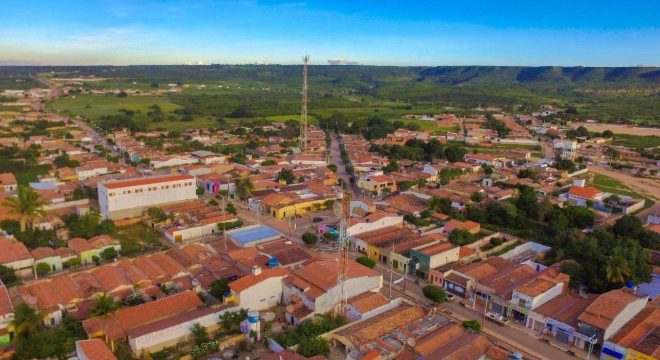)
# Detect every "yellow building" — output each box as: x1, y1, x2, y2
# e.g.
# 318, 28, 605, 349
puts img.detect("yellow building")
270, 197, 336, 220
357, 174, 397, 196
